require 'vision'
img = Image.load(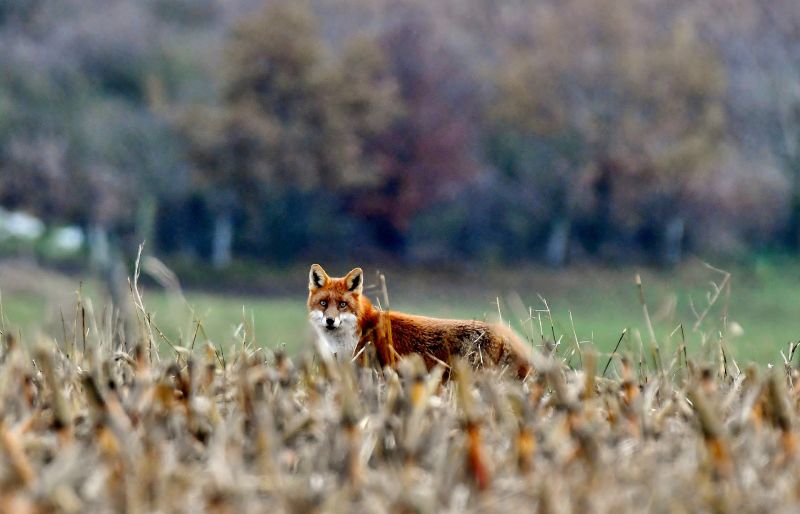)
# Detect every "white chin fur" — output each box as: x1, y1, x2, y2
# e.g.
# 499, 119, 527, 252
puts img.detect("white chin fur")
309, 311, 358, 360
